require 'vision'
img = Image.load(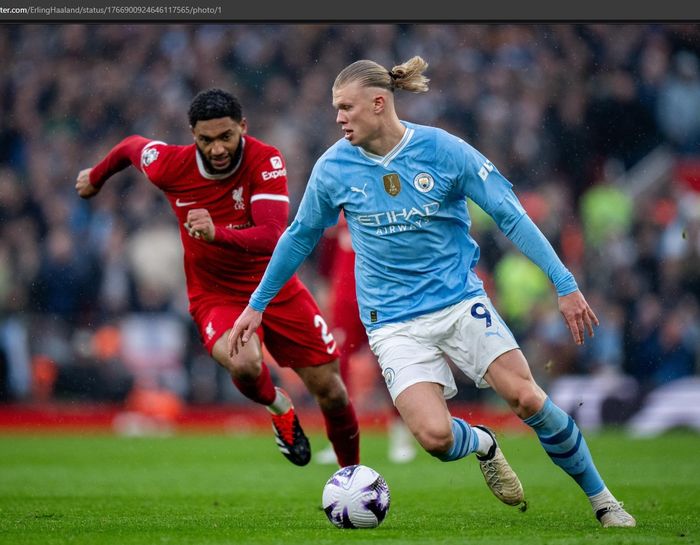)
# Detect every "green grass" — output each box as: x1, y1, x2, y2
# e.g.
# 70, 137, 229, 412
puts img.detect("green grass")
0, 429, 698, 544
